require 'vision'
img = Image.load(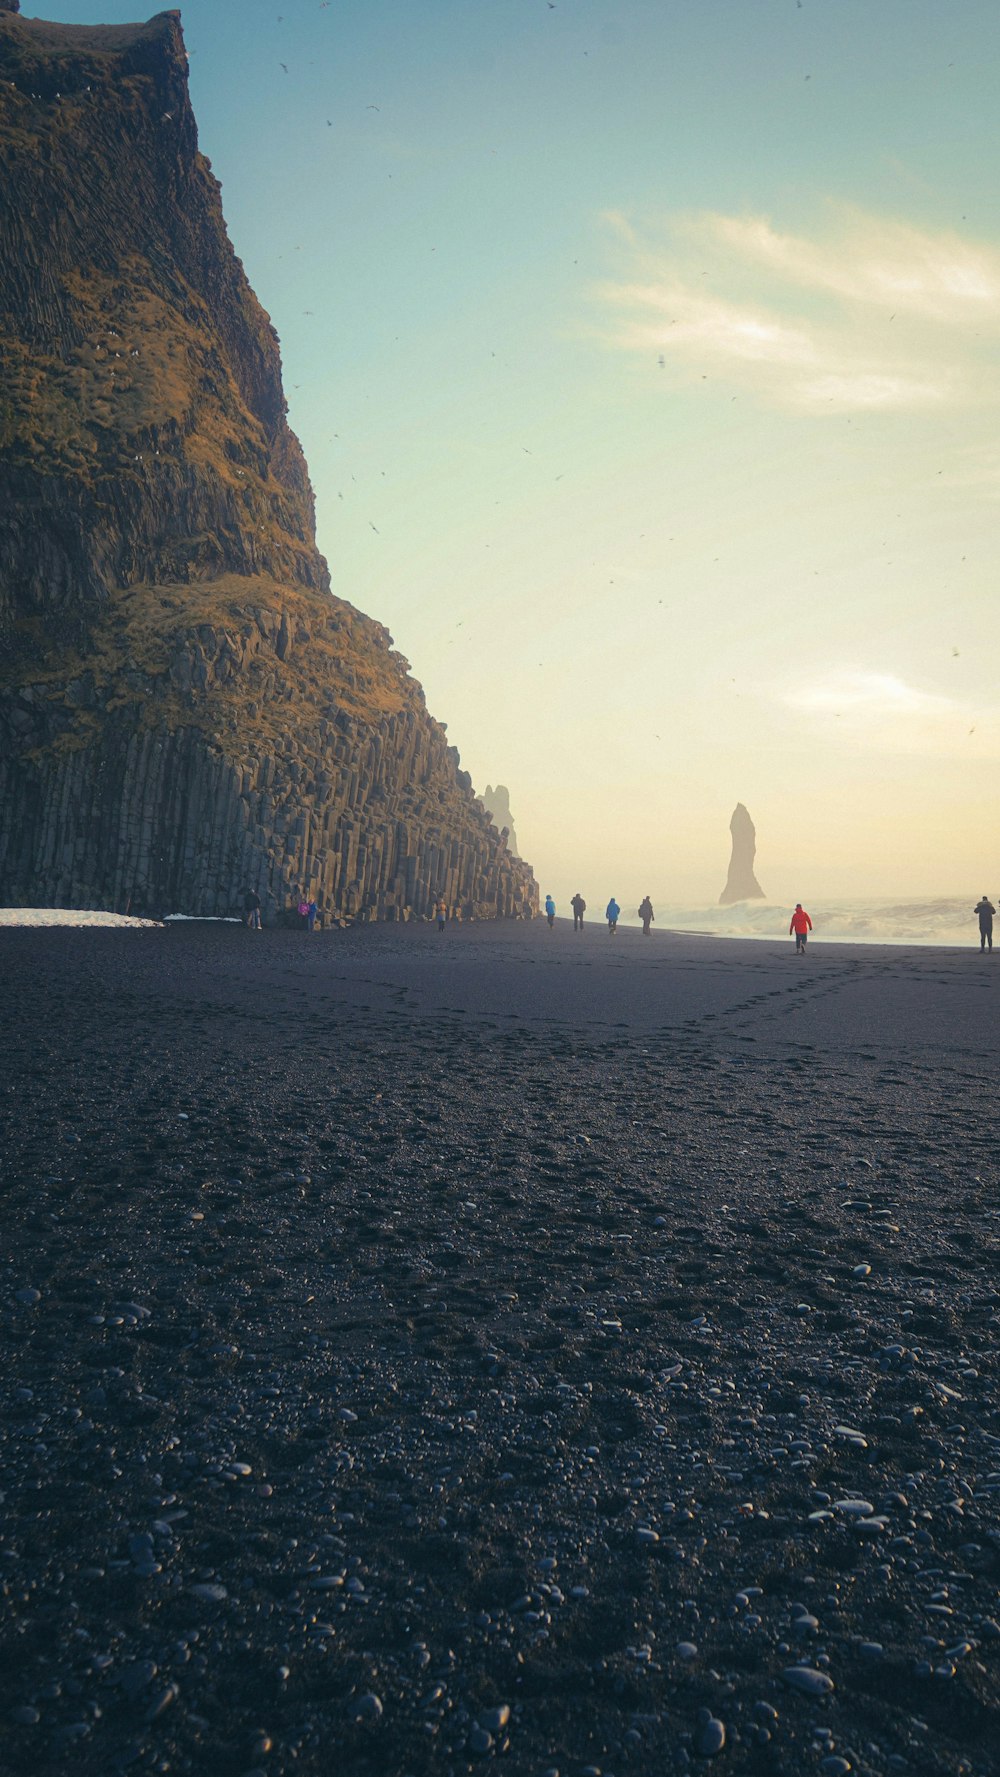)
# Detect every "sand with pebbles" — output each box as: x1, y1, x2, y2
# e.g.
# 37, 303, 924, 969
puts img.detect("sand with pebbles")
1, 919, 998, 1776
